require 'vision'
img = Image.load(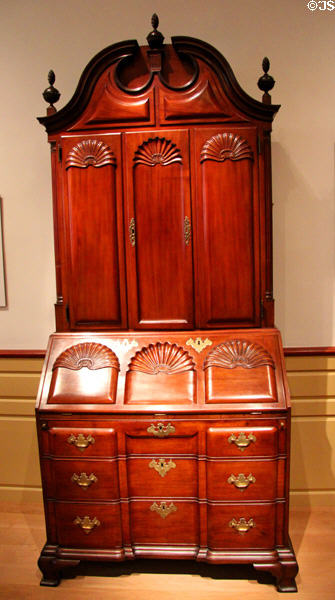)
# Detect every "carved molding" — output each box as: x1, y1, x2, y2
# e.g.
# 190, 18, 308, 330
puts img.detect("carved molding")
200, 133, 253, 163
53, 342, 120, 371
134, 137, 182, 167
65, 140, 116, 169
204, 339, 275, 370
128, 342, 195, 375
